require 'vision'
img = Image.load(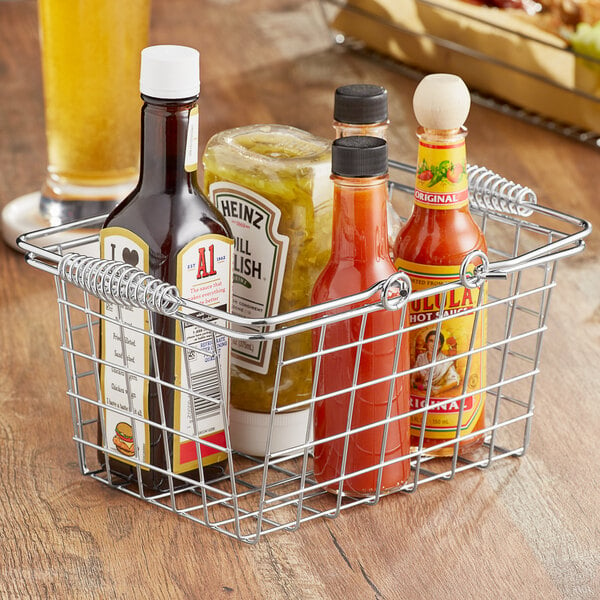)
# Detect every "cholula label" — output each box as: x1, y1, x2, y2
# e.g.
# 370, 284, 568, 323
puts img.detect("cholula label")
394, 259, 487, 440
